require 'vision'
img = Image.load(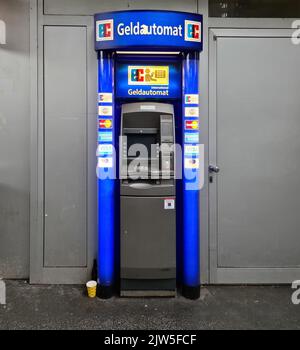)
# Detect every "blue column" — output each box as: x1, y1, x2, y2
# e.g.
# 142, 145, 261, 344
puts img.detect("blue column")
182, 52, 200, 299
97, 51, 115, 298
